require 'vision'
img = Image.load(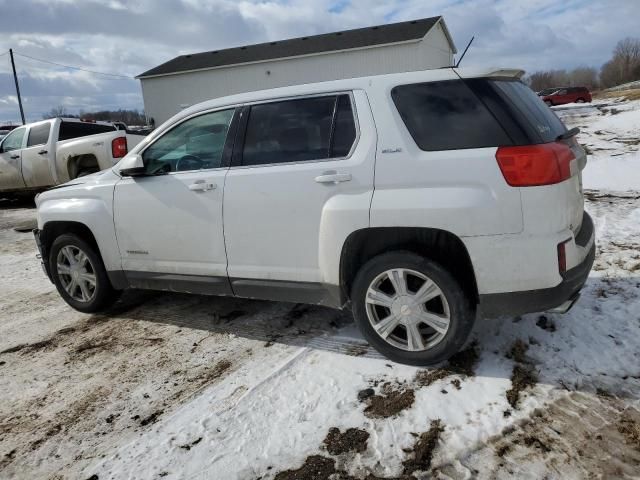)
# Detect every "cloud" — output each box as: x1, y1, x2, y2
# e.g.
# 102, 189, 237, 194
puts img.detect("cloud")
0, 0, 638, 123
